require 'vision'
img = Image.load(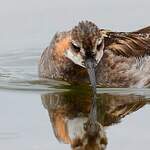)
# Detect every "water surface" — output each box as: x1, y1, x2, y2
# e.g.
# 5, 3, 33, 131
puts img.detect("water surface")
0, 49, 150, 150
